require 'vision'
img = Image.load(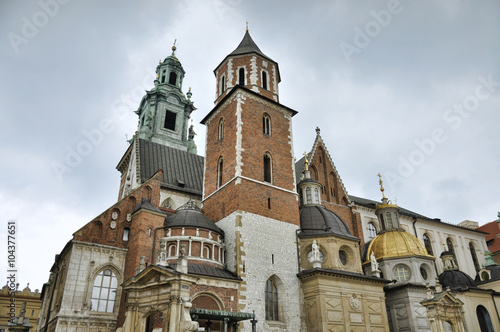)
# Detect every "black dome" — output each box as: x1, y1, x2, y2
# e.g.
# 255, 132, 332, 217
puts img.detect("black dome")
164, 202, 223, 235
476, 265, 500, 282
299, 205, 359, 240
438, 269, 475, 290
